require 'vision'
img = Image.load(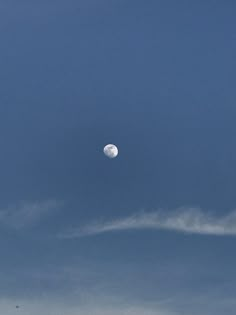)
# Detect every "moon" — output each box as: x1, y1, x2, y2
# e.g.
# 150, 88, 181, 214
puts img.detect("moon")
103, 144, 118, 158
